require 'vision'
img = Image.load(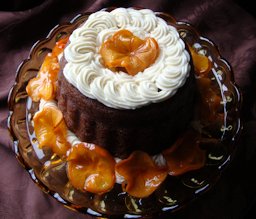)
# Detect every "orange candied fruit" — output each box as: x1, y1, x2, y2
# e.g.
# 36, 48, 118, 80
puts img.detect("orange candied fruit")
115, 151, 168, 198
189, 45, 223, 123
67, 142, 116, 194
189, 46, 212, 77
52, 37, 69, 57
196, 77, 222, 122
33, 105, 71, 157
163, 130, 206, 176
26, 37, 69, 102
100, 29, 159, 76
